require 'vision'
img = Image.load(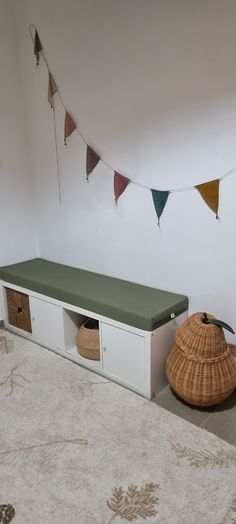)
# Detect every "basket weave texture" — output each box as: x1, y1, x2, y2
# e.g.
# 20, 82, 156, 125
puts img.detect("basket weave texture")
166, 312, 236, 406
6, 288, 32, 334
76, 323, 100, 361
